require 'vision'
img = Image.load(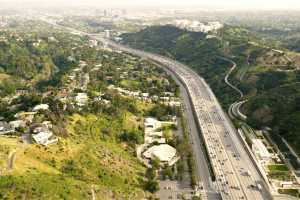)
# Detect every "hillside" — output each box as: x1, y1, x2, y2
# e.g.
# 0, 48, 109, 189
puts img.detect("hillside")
121, 25, 300, 156
0, 113, 146, 199
0, 24, 176, 199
